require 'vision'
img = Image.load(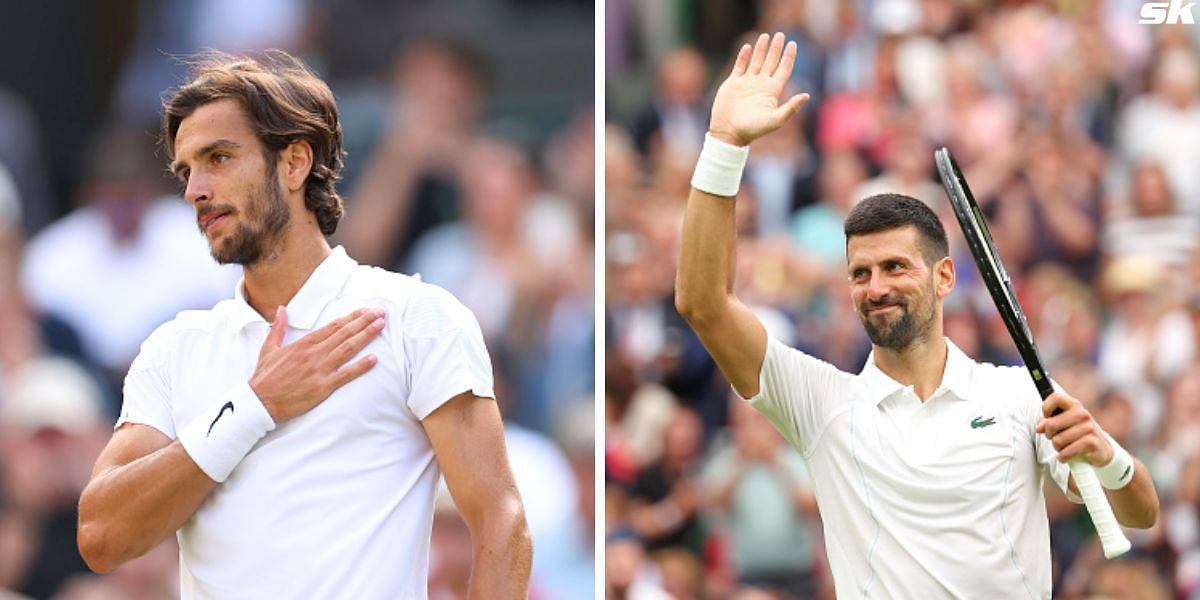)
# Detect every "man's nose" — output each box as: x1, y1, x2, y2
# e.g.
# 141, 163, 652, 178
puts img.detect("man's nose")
866, 271, 891, 300
184, 173, 211, 205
